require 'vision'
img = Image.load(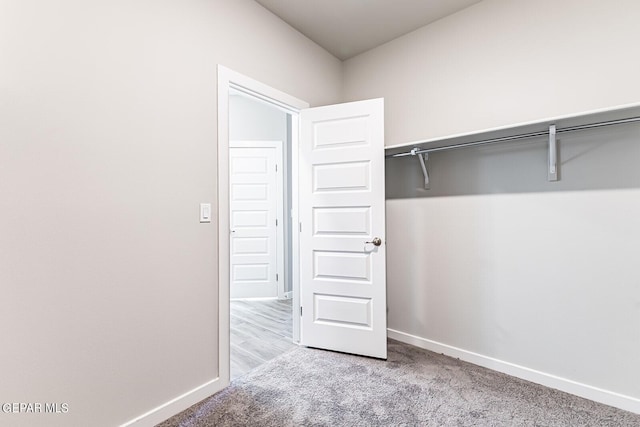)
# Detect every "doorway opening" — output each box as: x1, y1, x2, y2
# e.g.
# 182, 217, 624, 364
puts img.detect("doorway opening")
228, 90, 294, 379
217, 66, 309, 385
